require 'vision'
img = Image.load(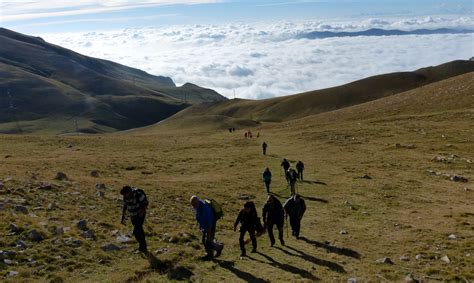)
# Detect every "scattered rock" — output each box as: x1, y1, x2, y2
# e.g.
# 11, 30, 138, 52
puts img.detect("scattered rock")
239, 194, 250, 200
415, 254, 422, 260
15, 241, 27, 250
399, 255, 409, 262
116, 235, 133, 243
53, 227, 64, 236
440, 255, 450, 263
67, 144, 73, 148
64, 237, 81, 247
14, 205, 28, 214
101, 243, 121, 252
83, 230, 95, 239
347, 278, 357, 283
36, 183, 55, 190
95, 183, 106, 190
47, 202, 57, 210
361, 174, 372, 179
7, 271, 18, 277
90, 170, 100, 177
450, 175, 468, 183
96, 191, 105, 197
448, 234, 457, 240
76, 219, 88, 231
54, 172, 69, 181
155, 248, 169, 255
405, 273, 419, 282
376, 257, 394, 265
125, 166, 136, 171
8, 223, 20, 234
141, 171, 153, 175
339, 230, 348, 235
28, 229, 44, 242
395, 143, 416, 149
